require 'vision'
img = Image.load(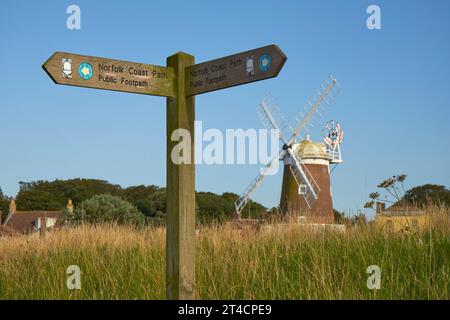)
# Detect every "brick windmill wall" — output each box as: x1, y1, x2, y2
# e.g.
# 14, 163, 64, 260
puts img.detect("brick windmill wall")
279, 140, 334, 224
